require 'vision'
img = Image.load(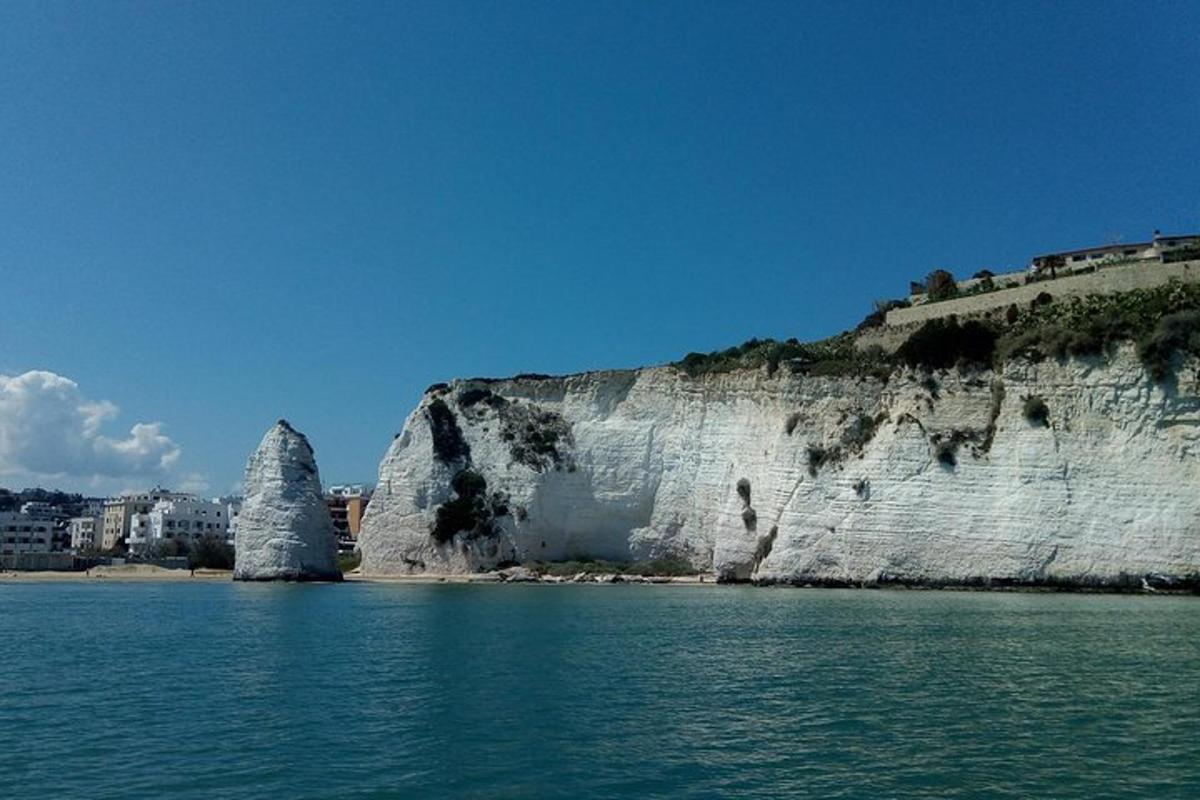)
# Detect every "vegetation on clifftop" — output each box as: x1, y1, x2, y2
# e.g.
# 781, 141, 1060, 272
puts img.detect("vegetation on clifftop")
997, 281, 1200, 379
673, 281, 1200, 383
675, 333, 892, 381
